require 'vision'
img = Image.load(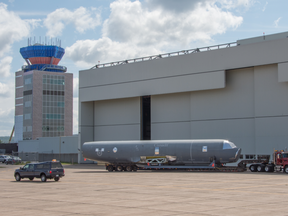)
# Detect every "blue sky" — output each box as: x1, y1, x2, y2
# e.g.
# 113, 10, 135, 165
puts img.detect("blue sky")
0, 0, 287, 136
